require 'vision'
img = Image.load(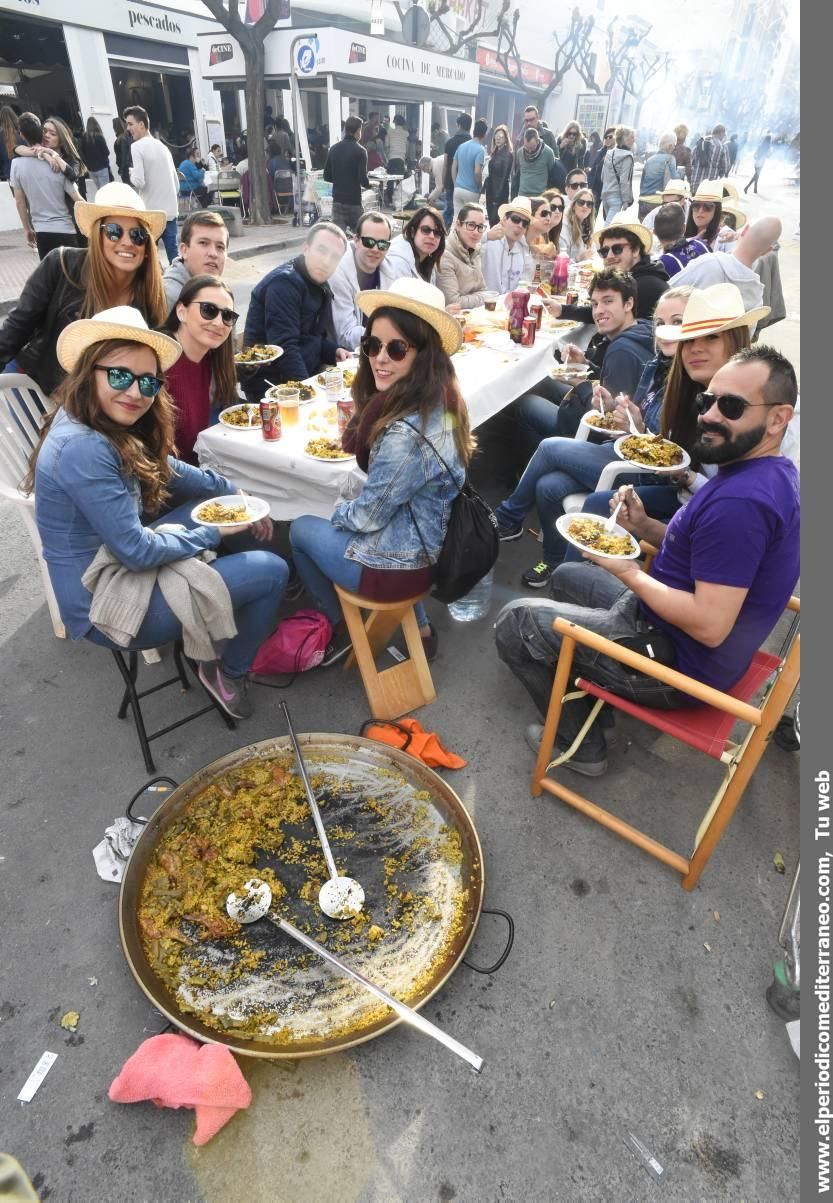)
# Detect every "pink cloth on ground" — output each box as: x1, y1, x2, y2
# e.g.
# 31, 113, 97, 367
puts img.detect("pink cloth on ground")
109, 1032, 252, 1145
